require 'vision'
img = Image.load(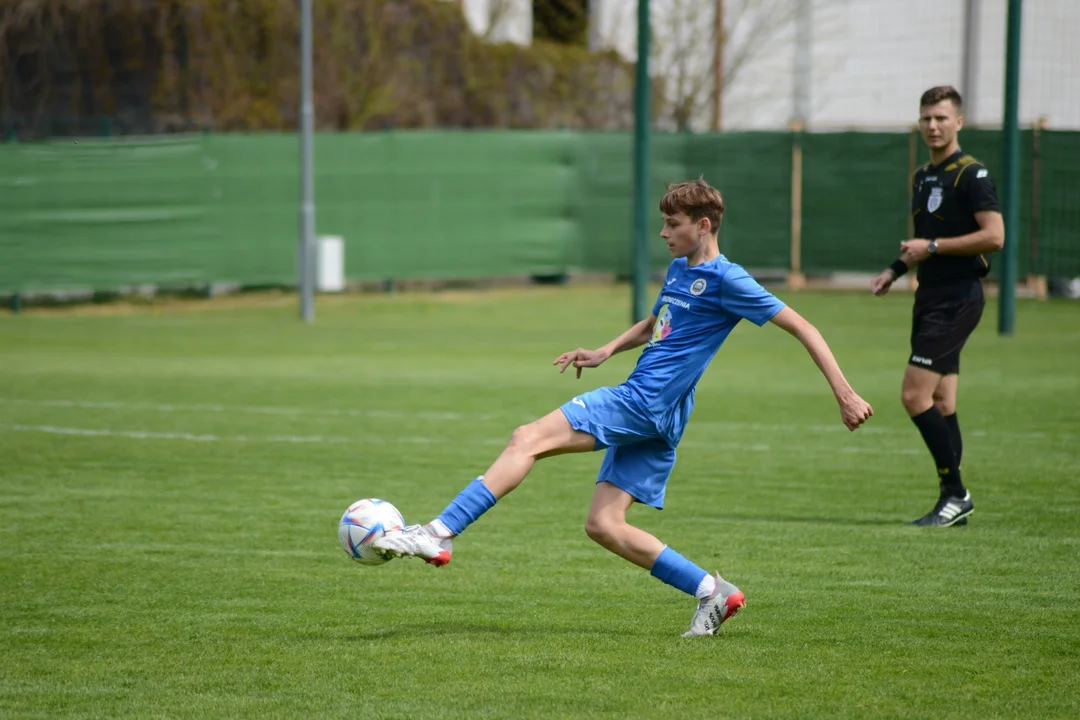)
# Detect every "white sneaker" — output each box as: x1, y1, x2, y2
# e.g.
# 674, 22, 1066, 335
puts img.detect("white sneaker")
372, 524, 453, 566
682, 573, 745, 637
